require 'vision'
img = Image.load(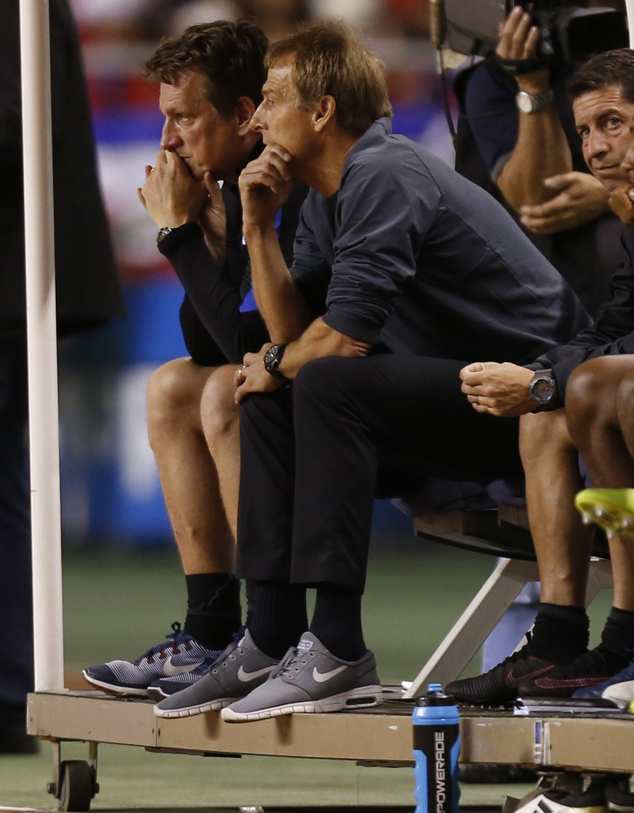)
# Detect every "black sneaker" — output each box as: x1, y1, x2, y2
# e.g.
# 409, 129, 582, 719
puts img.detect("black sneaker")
446, 637, 560, 705
518, 644, 629, 698
606, 776, 634, 813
